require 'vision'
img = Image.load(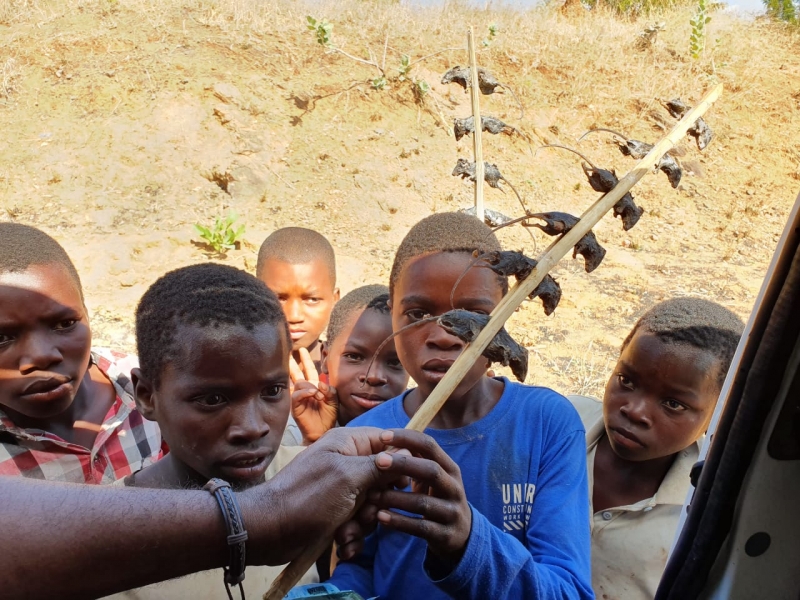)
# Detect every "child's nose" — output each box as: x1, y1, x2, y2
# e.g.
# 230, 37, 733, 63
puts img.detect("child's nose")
425, 321, 463, 350
360, 369, 388, 387
19, 332, 63, 374
620, 396, 652, 427
227, 401, 270, 443
284, 299, 304, 323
